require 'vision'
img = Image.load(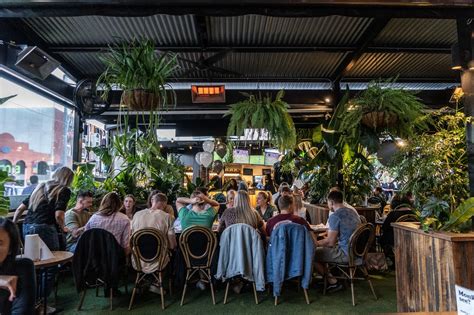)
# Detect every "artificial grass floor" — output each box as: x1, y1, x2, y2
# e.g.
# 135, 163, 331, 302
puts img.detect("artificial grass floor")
54, 271, 397, 315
